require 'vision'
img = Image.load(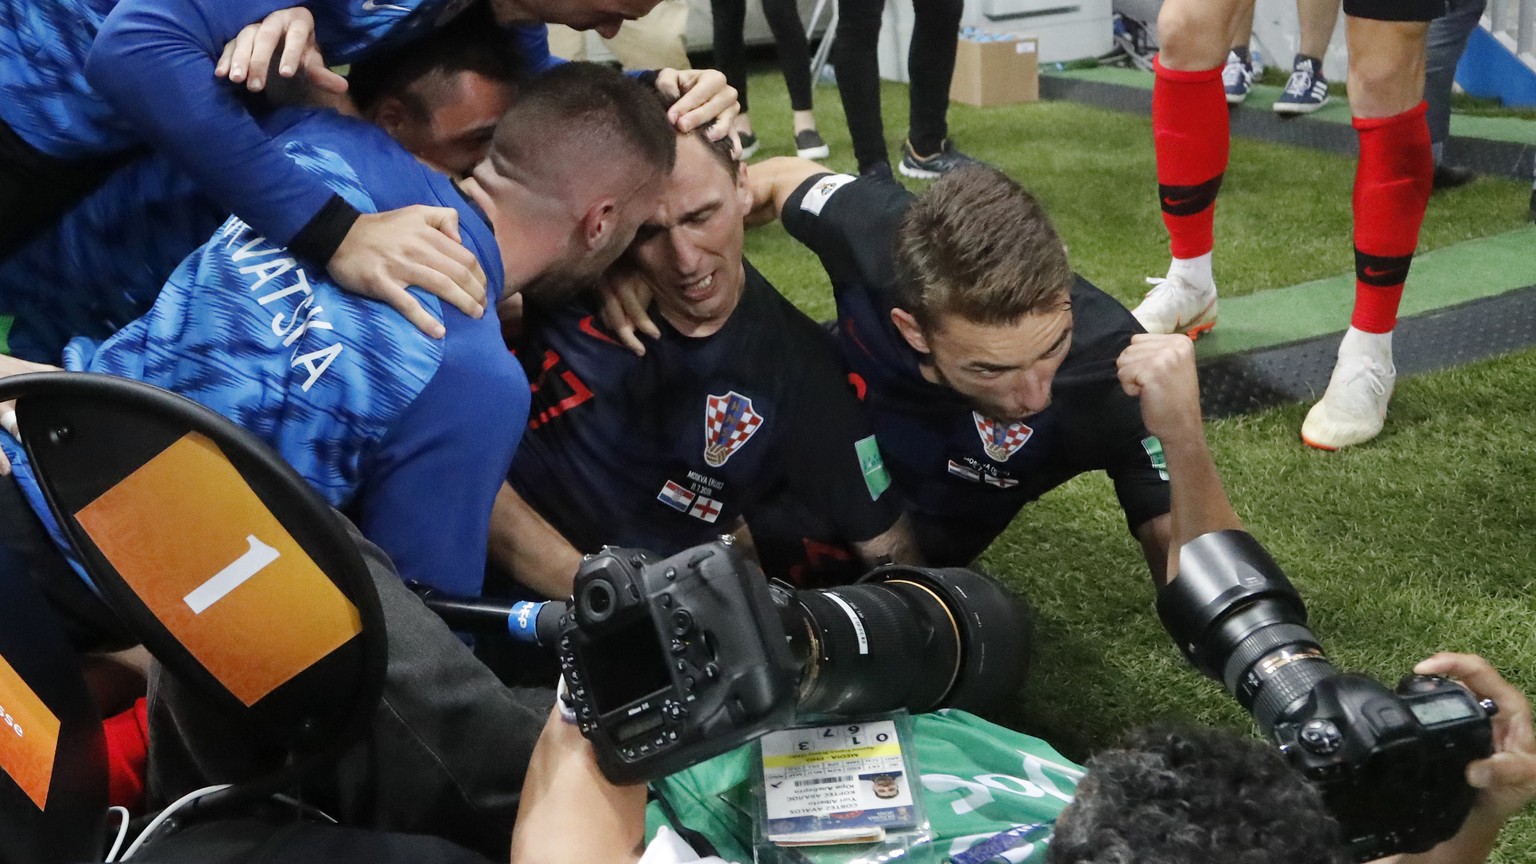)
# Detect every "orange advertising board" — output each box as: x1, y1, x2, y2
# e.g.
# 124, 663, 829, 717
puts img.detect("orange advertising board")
0, 654, 61, 810
75, 433, 361, 706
